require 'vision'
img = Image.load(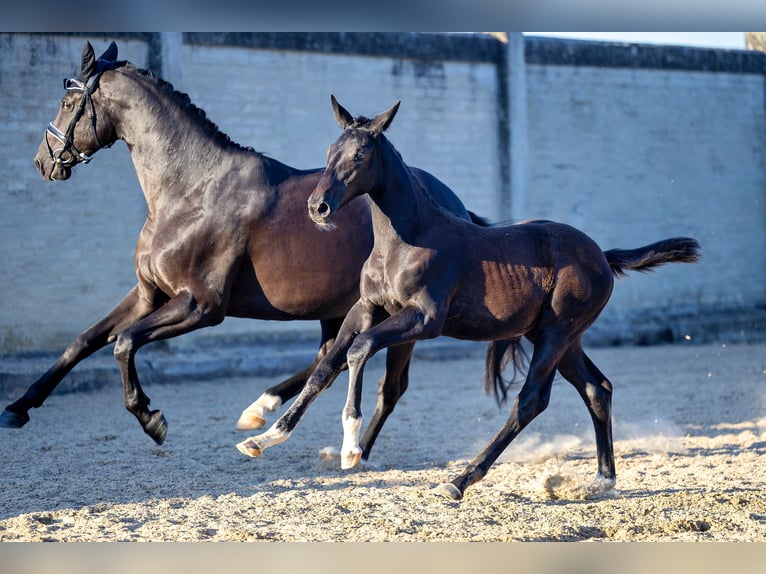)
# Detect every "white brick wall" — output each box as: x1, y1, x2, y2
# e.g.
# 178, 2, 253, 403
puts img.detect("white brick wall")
525, 64, 766, 328
181, 45, 501, 216
0, 33, 763, 352
0, 35, 149, 351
